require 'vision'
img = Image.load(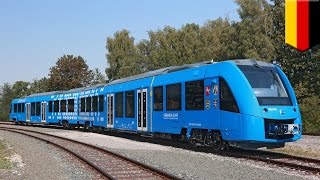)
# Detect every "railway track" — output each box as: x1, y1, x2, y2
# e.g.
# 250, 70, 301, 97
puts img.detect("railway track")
0, 126, 180, 180
228, 148, 320, 175
1, 123, 320, 176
